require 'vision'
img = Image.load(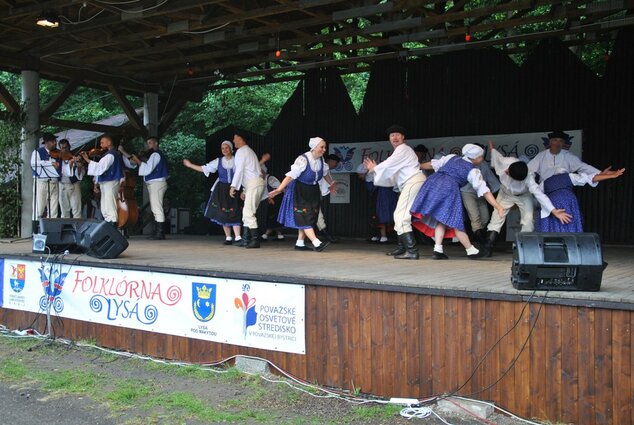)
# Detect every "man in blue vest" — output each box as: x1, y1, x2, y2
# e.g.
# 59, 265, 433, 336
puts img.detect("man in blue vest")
81, 134, 131, 227
129, 137, 169, 240
30, 132, 60, 219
